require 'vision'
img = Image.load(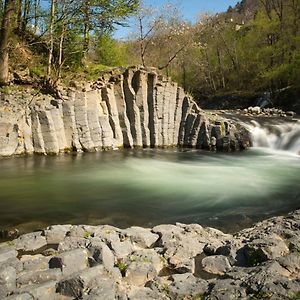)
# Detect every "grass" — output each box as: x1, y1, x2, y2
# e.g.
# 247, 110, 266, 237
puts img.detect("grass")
116, 259, 127, 276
